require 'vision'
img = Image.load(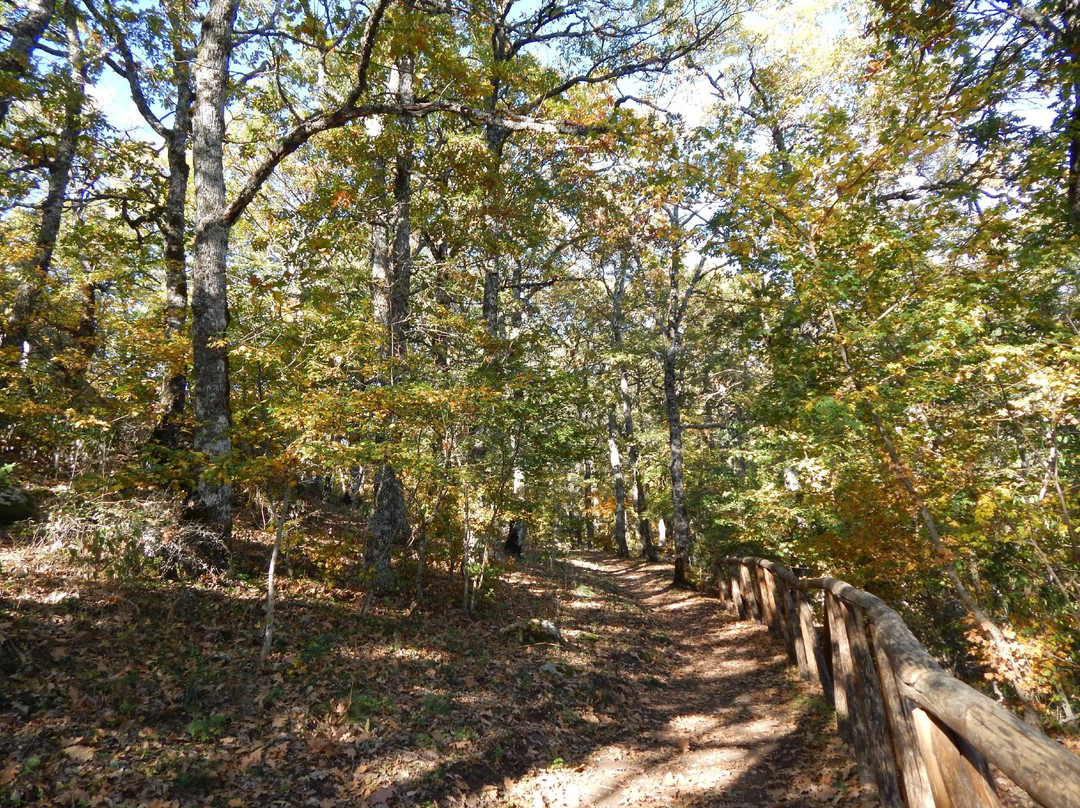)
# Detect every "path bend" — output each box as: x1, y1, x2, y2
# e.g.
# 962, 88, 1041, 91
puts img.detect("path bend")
504, 553, 873, 808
